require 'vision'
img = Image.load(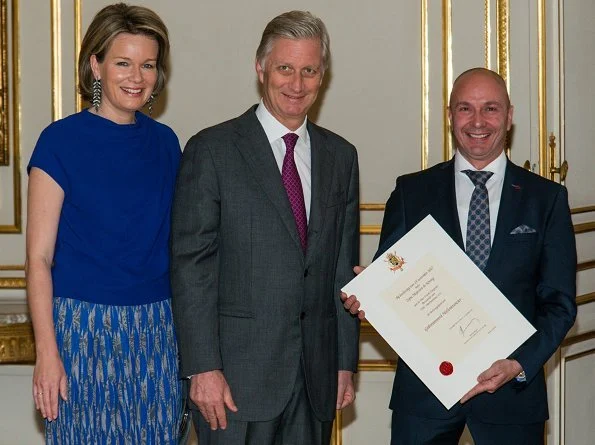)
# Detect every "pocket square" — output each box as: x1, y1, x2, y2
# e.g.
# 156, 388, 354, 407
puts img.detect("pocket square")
510, 224, 536, 235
